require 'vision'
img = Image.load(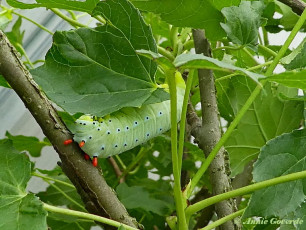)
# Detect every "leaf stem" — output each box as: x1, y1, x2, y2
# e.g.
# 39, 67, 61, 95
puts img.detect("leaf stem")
215, 61, 273, 82
12, 11, 53, 35
168, 70, 188, 230
118, 147, 147, 183
188, 8, 306, 197
199, 209, 245, 230
212, 45, 244, 51
94, 15, 106, 24
15, 43, 34, 68
32, 172, 75, 188
258, 44, 277, 57
45, 180, 87, 212
50, 8, 87, 28
158, 46, 175, 61
186, 170, 306, 216
178, 69, 195, 170
170, 26, 179, 56
43, 203, 138, 230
